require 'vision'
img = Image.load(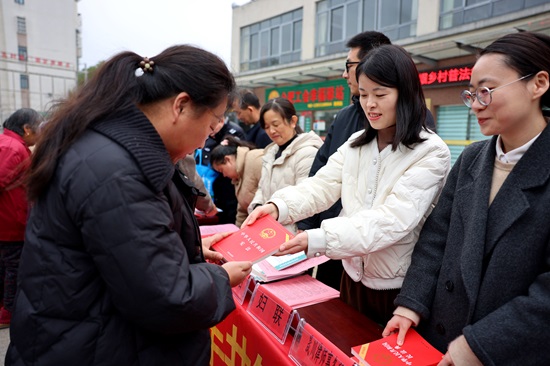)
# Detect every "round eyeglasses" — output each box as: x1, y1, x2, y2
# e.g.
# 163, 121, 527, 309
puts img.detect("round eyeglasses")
461, 74, 533, 108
